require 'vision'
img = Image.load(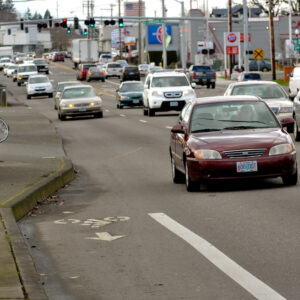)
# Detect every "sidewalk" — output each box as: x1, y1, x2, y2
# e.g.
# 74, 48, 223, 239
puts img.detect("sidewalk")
0, 90, 74, 299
